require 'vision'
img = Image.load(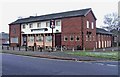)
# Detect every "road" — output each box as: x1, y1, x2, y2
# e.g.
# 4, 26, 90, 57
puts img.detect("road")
2, 53, 118, 75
